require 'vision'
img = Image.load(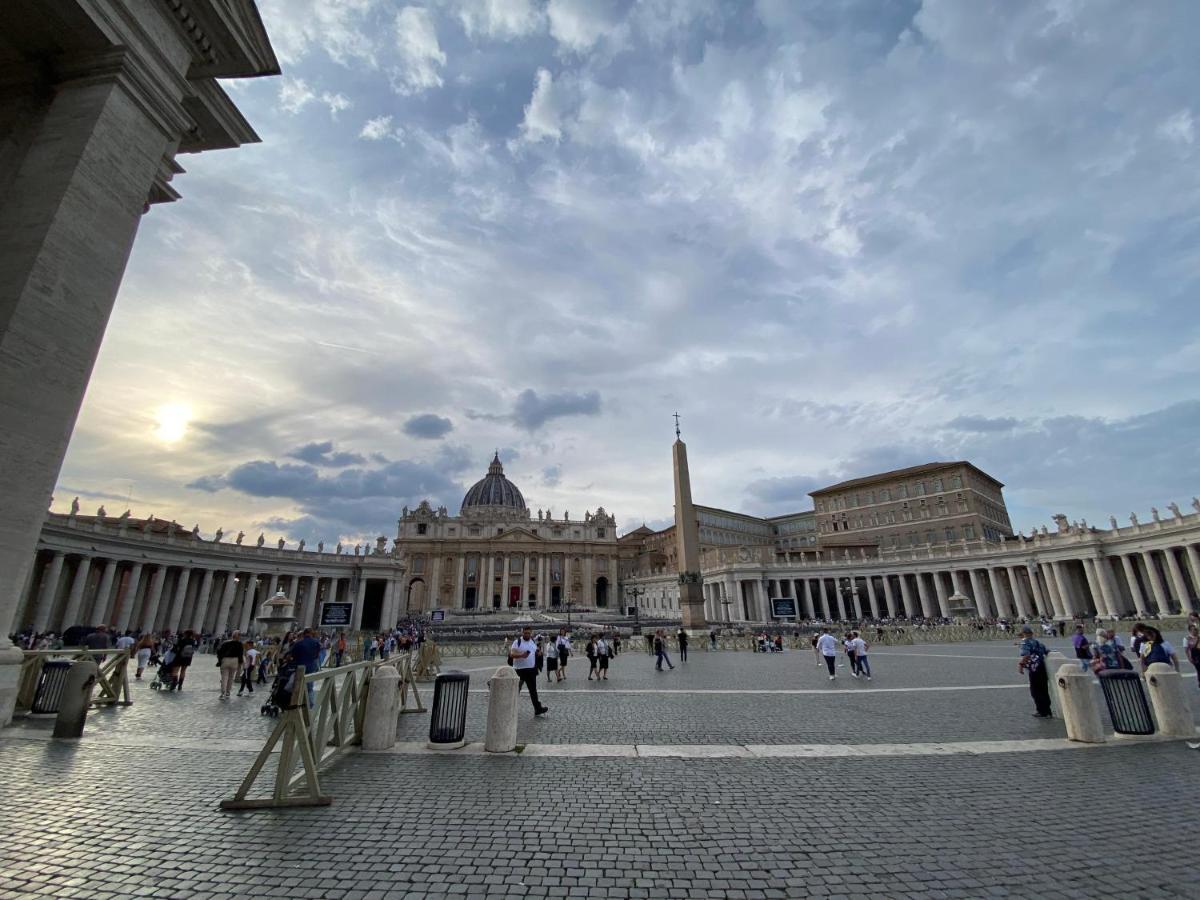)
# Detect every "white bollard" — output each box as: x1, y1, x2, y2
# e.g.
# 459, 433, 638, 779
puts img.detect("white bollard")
1046, 650, 1072, 719
1054, 665, 1105, 743
484, 666, 519, 753
52, 660, 99, 740
1144, 662, 1196, 738
362, 665, 400, 751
